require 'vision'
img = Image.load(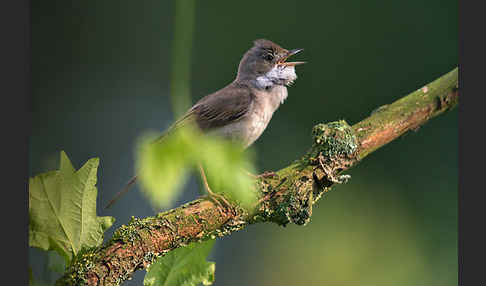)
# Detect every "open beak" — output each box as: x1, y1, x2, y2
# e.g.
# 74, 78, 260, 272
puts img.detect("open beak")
278, 48, 306, 66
